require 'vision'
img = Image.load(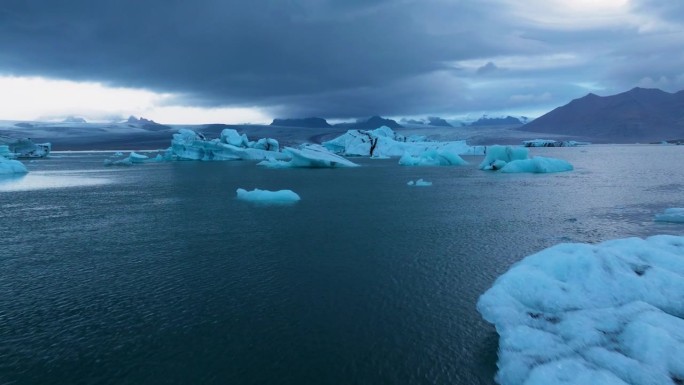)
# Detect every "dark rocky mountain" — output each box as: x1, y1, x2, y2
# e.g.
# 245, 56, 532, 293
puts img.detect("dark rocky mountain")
427, 117, 452, 127
270, 117, 332, 128
520, 87, 684, 142
470, 116, 523, 126
334, 116, 403, 130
